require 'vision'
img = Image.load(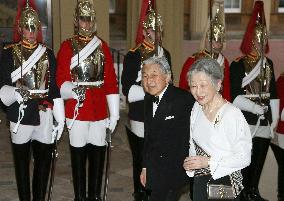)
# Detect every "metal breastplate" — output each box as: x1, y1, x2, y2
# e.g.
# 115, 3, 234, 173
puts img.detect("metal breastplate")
140, 46, 155, 63
137, 44, 156, 71
71, 38, 104, 88
12, 45, 49, 99
212, 52, 225, 75
244, 56, 272, 101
